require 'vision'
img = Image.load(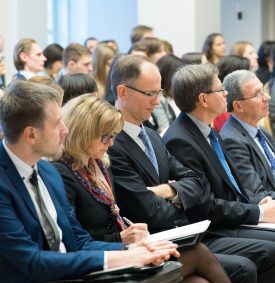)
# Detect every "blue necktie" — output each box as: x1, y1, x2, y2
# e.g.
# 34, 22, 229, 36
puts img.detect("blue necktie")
138, 126, 159, 176
256, 129, 275, 172
209, 128, 249, 203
